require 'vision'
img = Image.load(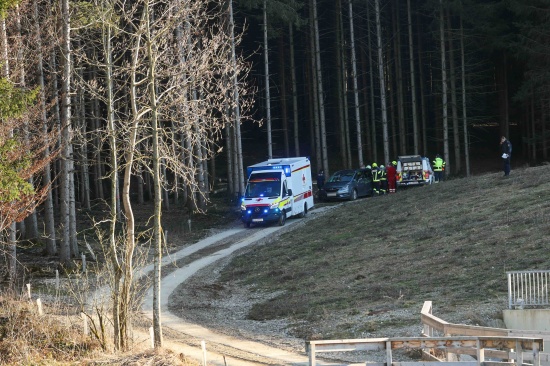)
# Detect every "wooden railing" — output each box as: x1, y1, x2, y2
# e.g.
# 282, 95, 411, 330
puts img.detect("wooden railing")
421, 301, 550, 340
421, 301, 550, 363
305, 301, 550, 365
306, 336, 542, 366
